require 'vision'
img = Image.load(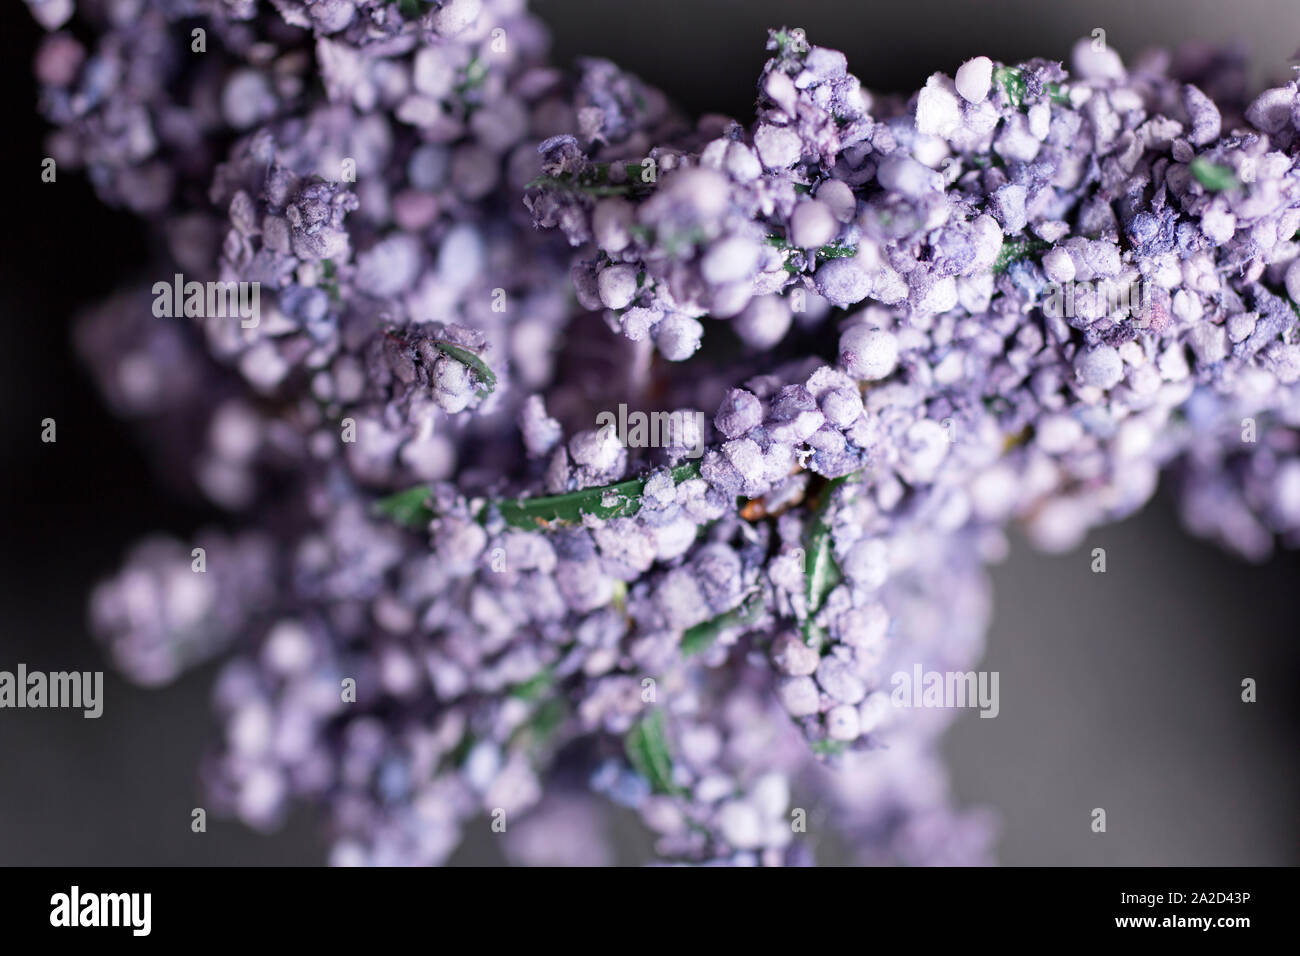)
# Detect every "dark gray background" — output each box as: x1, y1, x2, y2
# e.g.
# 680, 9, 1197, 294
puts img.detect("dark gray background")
0, 0, 1296, 865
